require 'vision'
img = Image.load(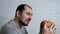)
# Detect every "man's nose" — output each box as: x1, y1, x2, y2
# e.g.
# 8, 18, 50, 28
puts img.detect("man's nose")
29, 16, 32, 20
